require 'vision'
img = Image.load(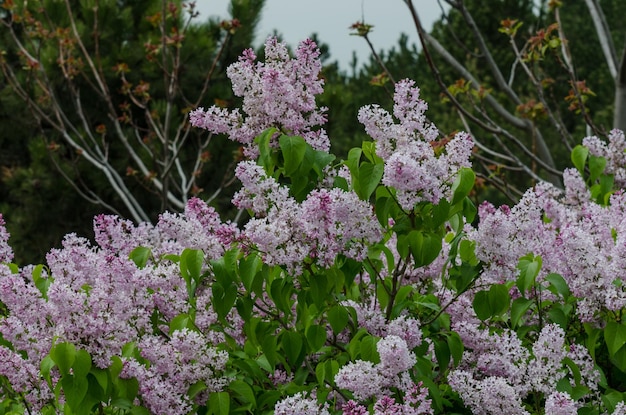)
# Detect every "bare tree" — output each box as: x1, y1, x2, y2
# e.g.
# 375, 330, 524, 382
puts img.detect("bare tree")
0, 0, 243, 222
359, 0, 625, 198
